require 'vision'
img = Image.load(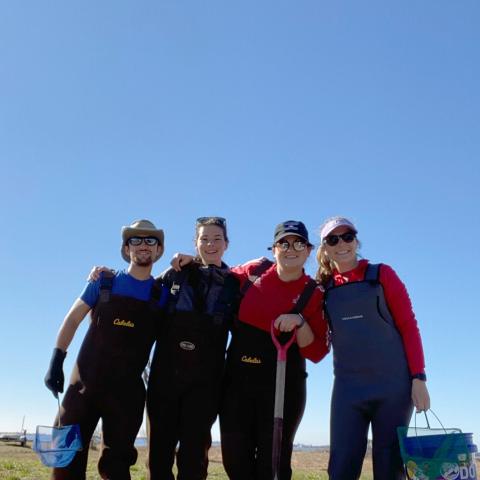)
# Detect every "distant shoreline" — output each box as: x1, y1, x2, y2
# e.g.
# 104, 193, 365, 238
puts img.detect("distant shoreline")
15, 433, 327, 451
